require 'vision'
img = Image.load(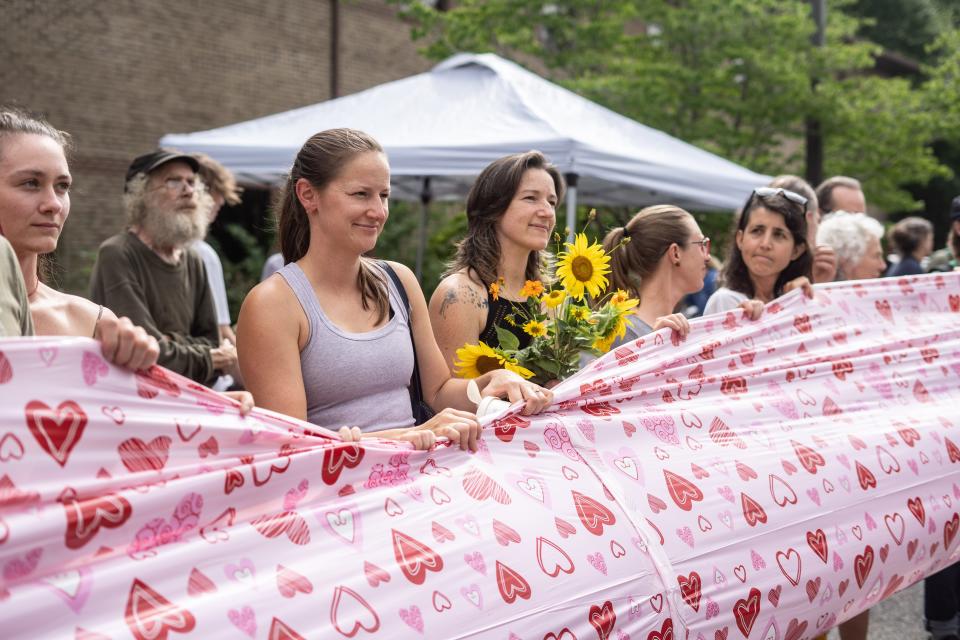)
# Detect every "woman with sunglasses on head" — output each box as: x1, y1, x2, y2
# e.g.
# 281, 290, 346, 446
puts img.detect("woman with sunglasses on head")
704, 187, 814, 315
430, 151, 563, 369
238, 130, 553, 452
599, 205, 747, 347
